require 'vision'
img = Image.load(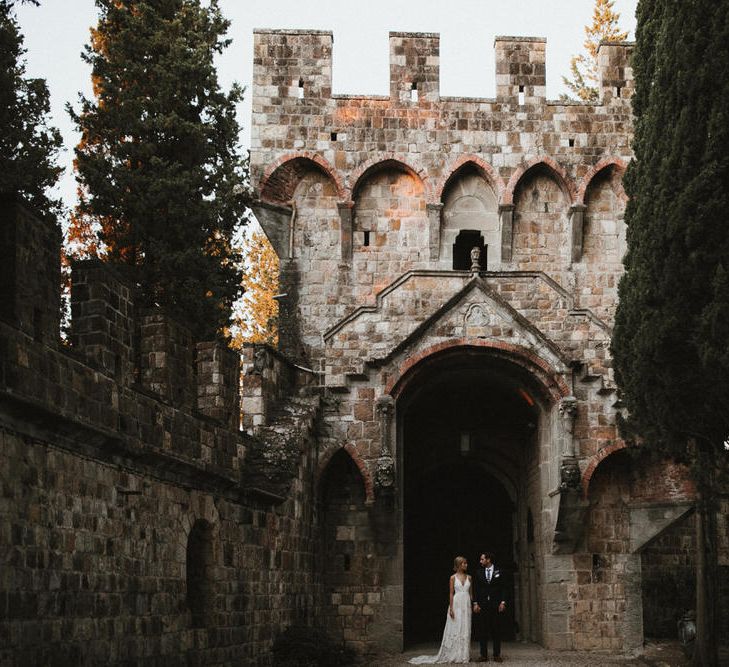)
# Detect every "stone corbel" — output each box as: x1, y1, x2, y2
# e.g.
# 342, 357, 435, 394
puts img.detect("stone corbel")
569, 204, 587, 263
427, 203, 443, 261
375, 395, 396, 489
499, 204, 515, 262
338, 201, 354, 262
